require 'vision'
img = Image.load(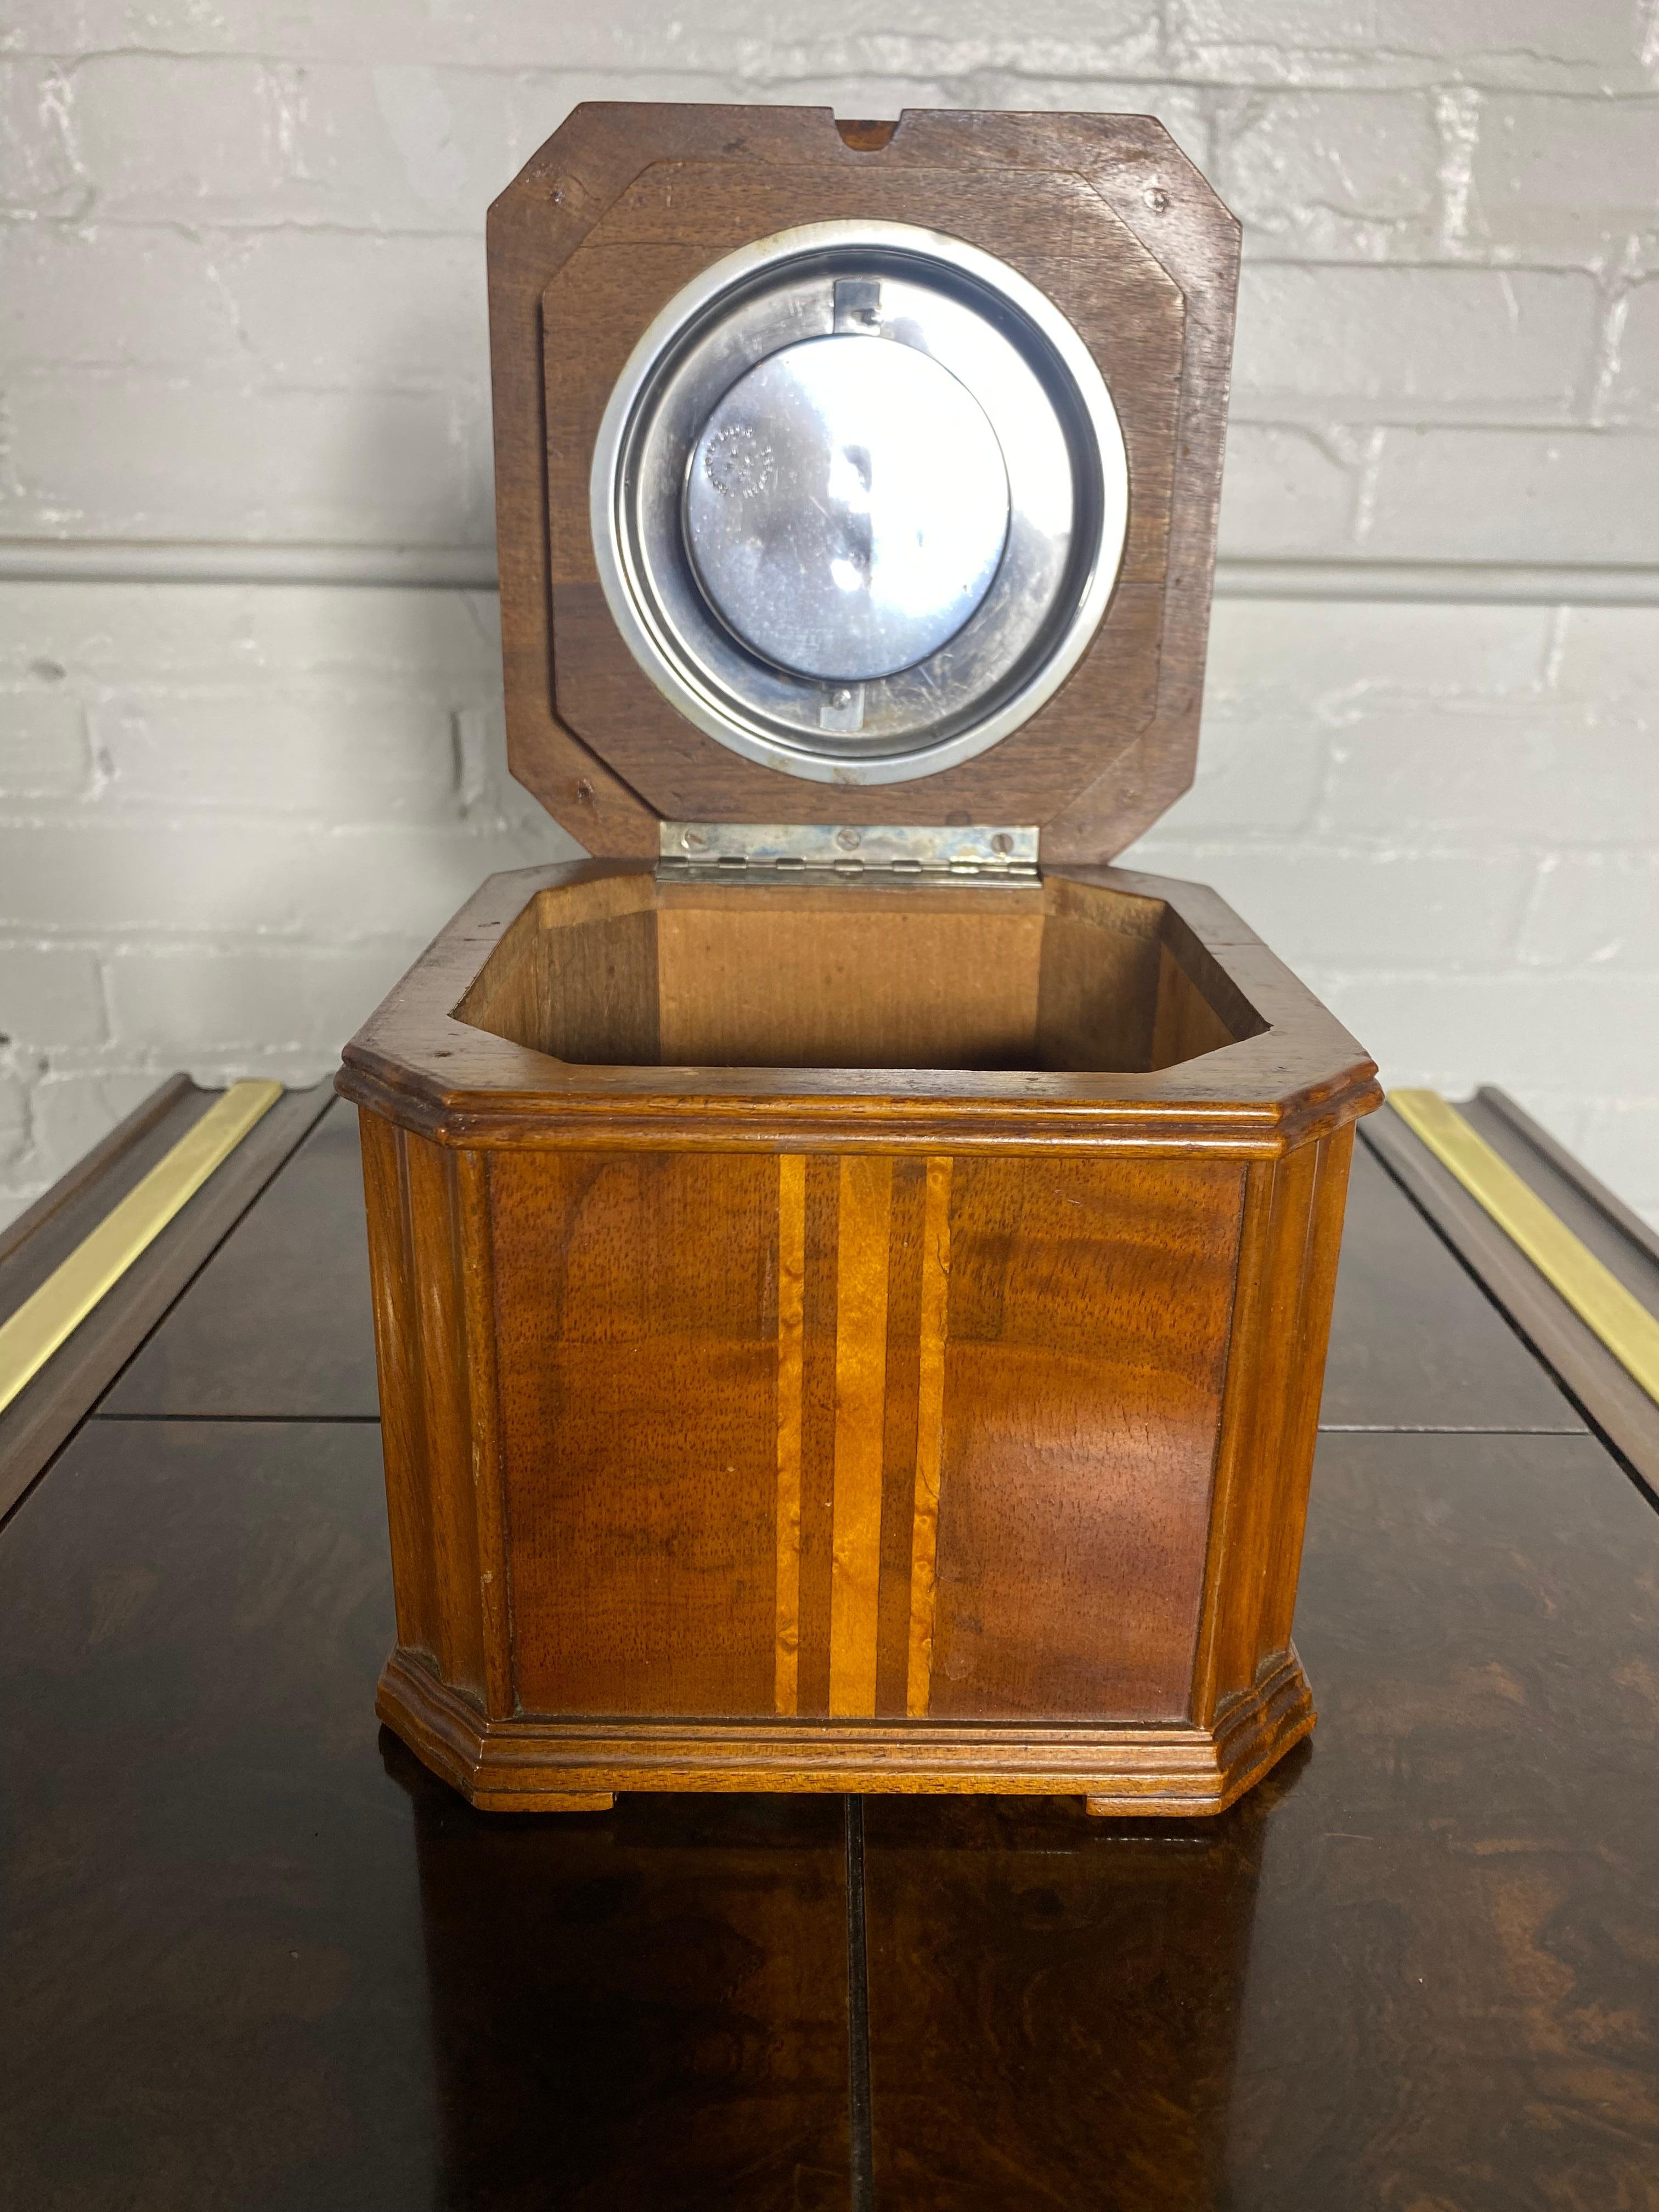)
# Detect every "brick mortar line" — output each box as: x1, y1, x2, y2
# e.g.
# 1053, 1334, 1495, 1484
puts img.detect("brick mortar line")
5, 543, 1659, 604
